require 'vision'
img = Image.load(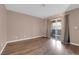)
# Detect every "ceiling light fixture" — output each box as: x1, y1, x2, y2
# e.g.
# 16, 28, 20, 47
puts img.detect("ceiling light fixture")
41, 4, 46, 7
